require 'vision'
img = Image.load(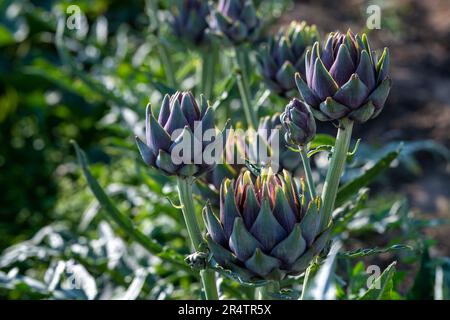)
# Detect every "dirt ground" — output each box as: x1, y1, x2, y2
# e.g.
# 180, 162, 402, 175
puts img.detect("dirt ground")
278, 0, 450, 255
